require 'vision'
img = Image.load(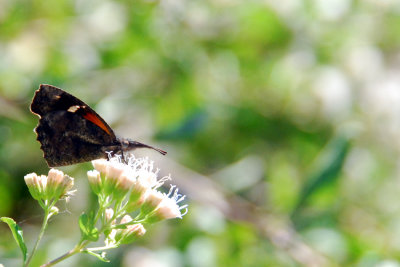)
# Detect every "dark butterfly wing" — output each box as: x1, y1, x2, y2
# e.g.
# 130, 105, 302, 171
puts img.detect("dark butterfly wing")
31, 84, 118, 166
31, 84, 116, 138
35, 110, 121, 166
